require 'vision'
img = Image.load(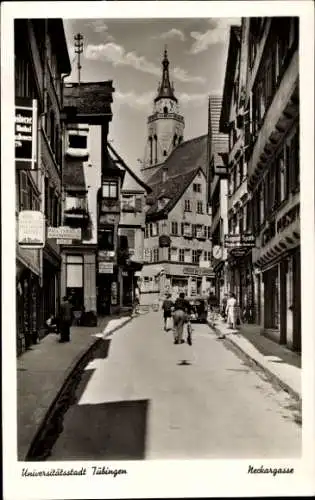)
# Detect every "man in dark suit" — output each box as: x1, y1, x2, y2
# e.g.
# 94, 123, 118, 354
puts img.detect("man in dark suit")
59, 296, 73, 343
